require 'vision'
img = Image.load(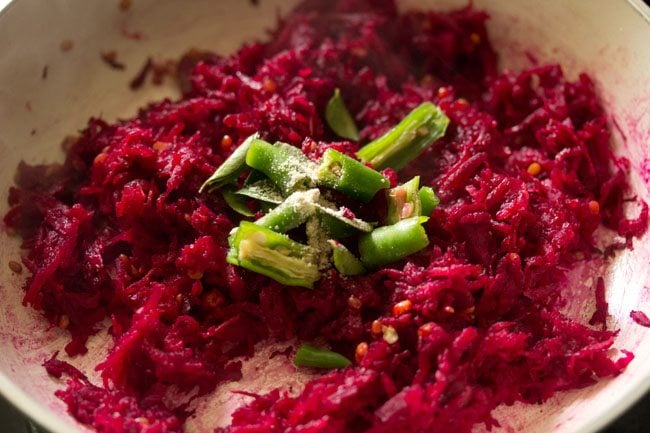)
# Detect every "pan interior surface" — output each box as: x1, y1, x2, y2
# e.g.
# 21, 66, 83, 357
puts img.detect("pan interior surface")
0, 1, 648, 432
